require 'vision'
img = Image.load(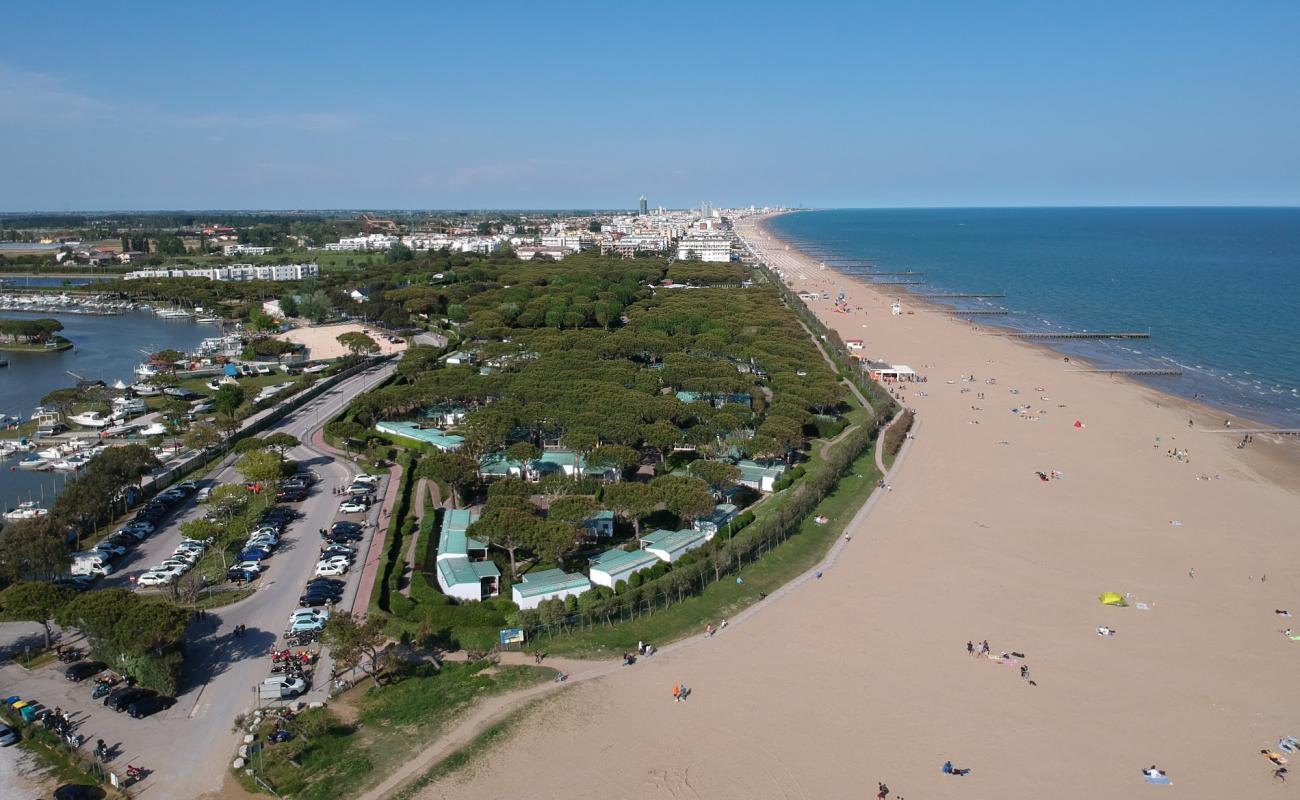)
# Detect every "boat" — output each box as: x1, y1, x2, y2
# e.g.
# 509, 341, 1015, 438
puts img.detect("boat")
131, 383, 161, 396
112, 397, 147, 418
3, 501, 49, 521
139, 422, 168, 436
156, 309, 192, 319
196, 316, 223, 324
52, 454, 91, 471
15, 453, 50, 470
134, 363, 160, 378
69, 411, 112, 428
